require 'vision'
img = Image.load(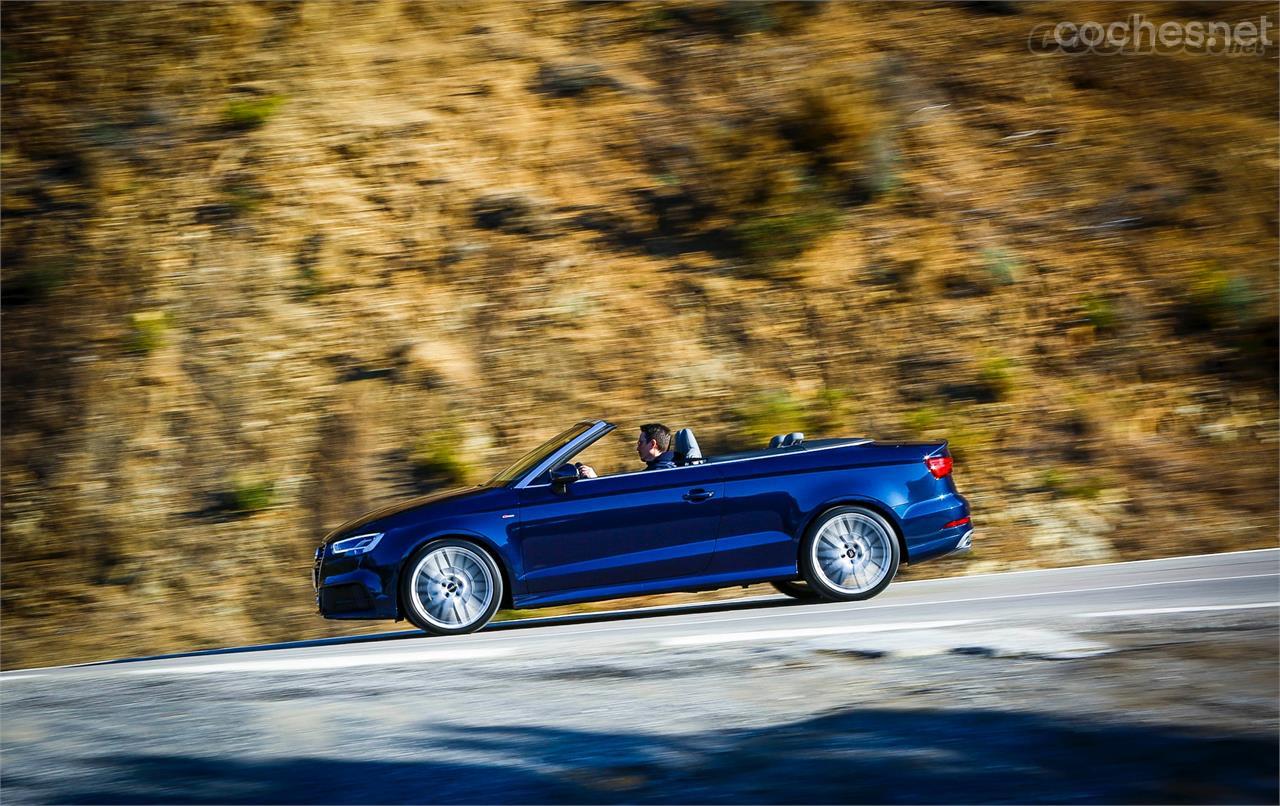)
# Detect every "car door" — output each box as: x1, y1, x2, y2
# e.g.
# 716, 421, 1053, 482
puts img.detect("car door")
515, 464, 724, 594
